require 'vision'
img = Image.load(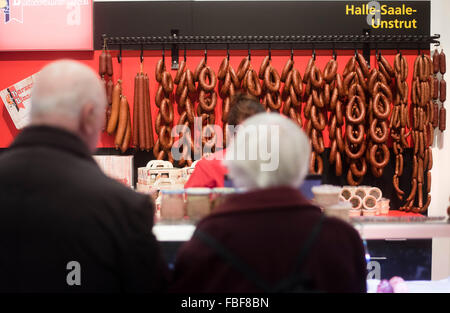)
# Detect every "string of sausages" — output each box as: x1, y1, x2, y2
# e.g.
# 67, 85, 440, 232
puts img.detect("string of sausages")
403, 54, 433, 212
366, 54, 392, 179
153, 59, 174, 162
99, 46, 114, 132
391, 52, 410, 200
195, 57, 218, 152
237, 56, 253, 98
281, 57, 303, 127
174, 59, 195, 167
325, 57, 344, 177
99, 45, 133, 155
260, 56, 282, 112
432, 49, 447, 132
342, 54, 368, 185
218, 57, 239, 146
304, 57, 325, 175
132, 71, 154, 152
